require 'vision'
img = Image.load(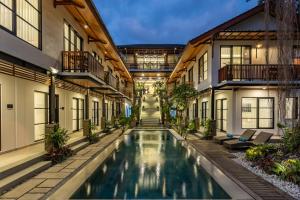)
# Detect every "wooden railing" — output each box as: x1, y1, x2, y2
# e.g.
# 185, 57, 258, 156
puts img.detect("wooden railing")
104, 71, 117, 89
219, 64, 300, 83
62, 51, 104, 80
128, 63, 175, 71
